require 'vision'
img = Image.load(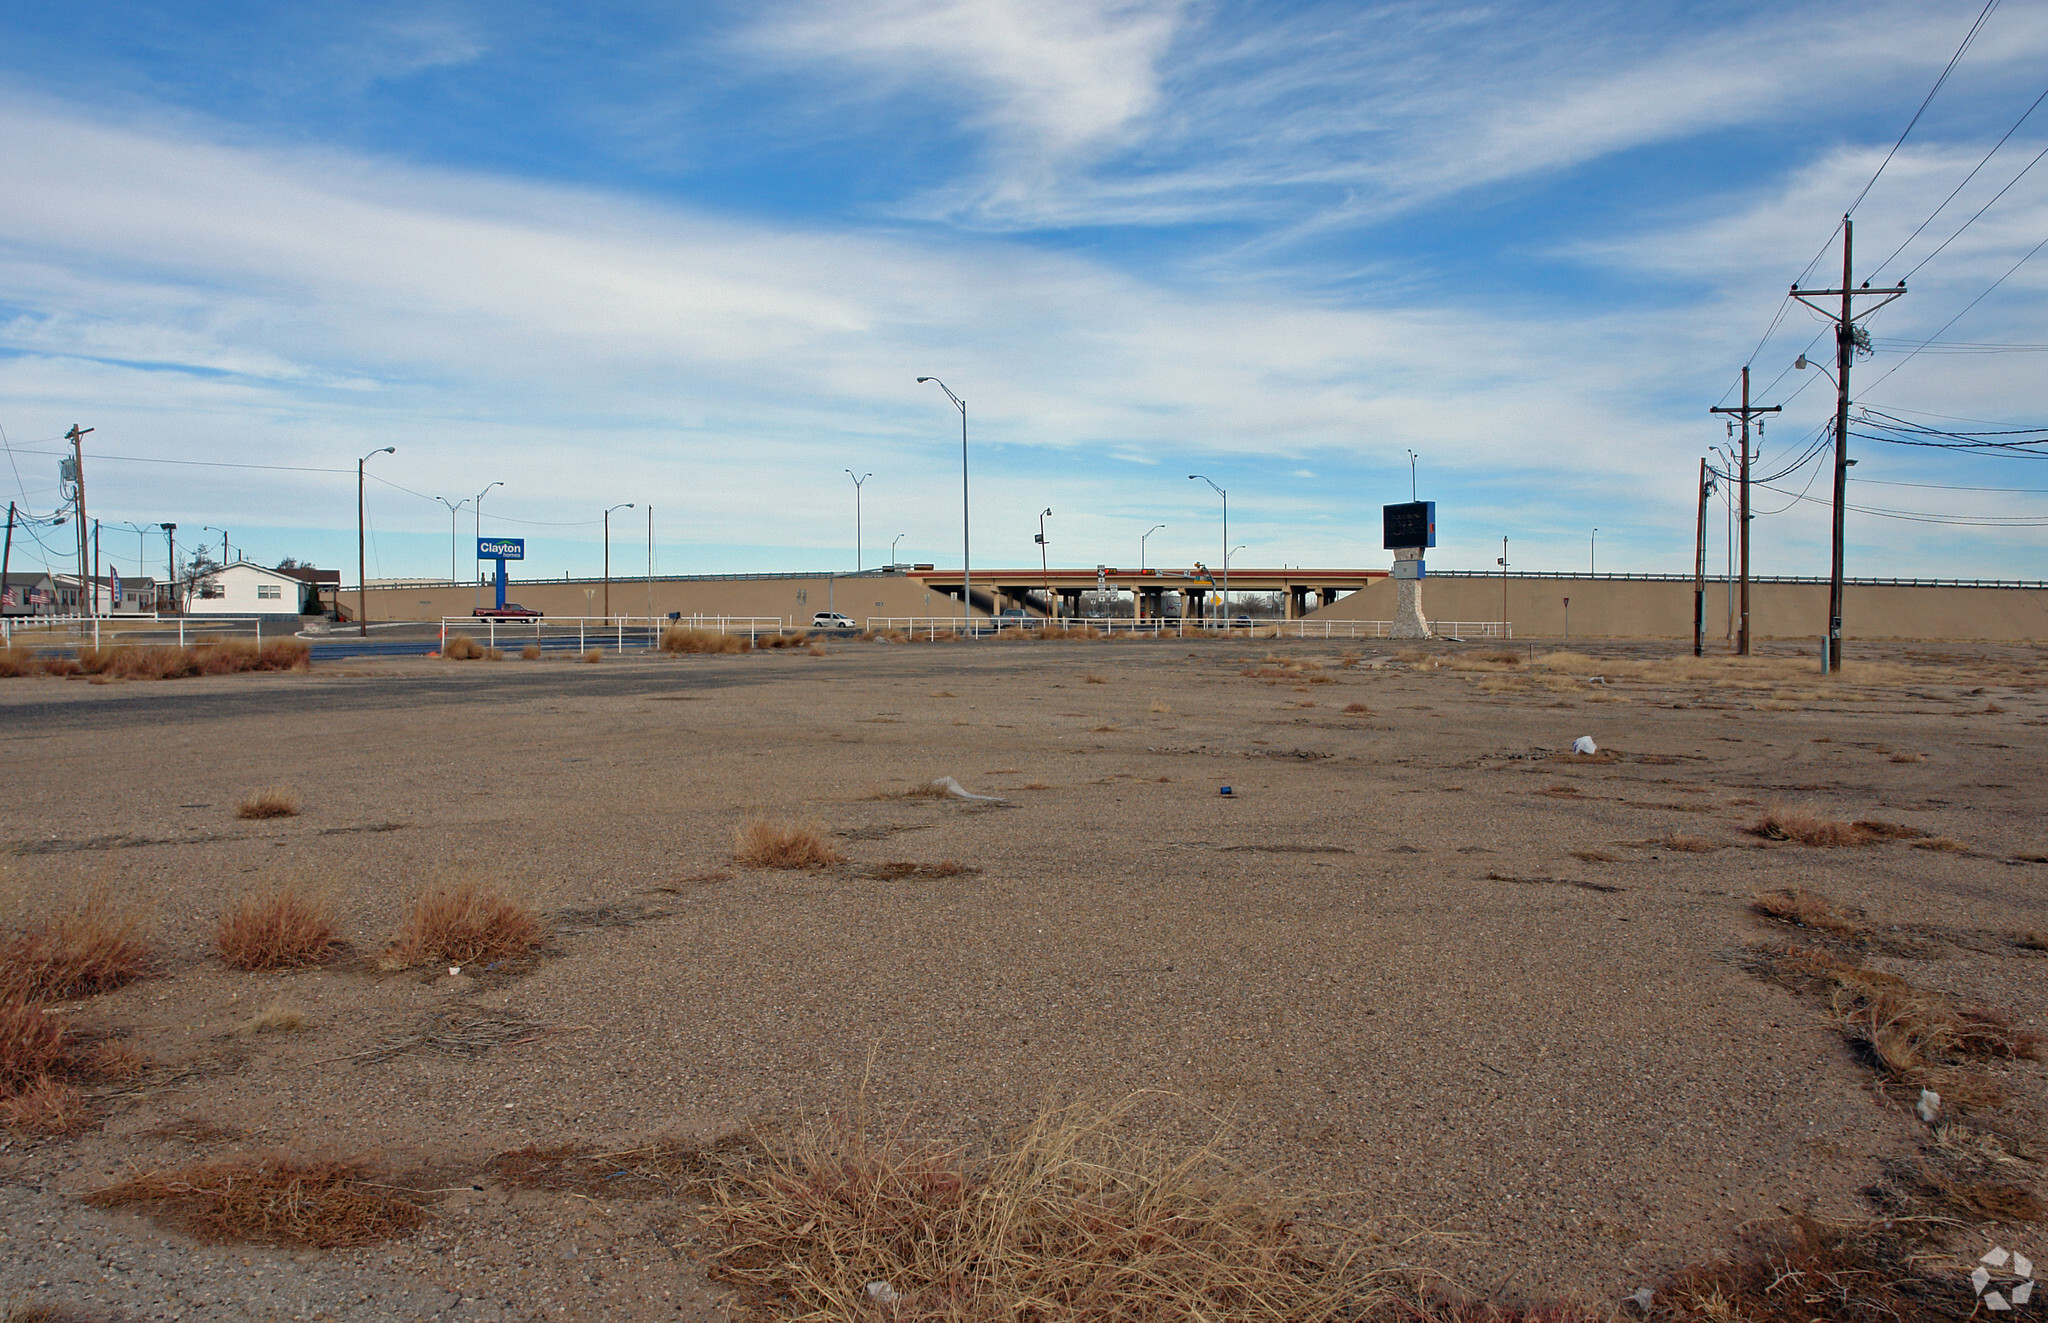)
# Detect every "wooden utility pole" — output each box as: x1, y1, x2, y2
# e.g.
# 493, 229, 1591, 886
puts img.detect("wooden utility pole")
64, 425, 93, 614
1791, 219, 1905, 671
1712, 367, 1780, 655
1693, 459, 1712, 658
2, 503, 15, 615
